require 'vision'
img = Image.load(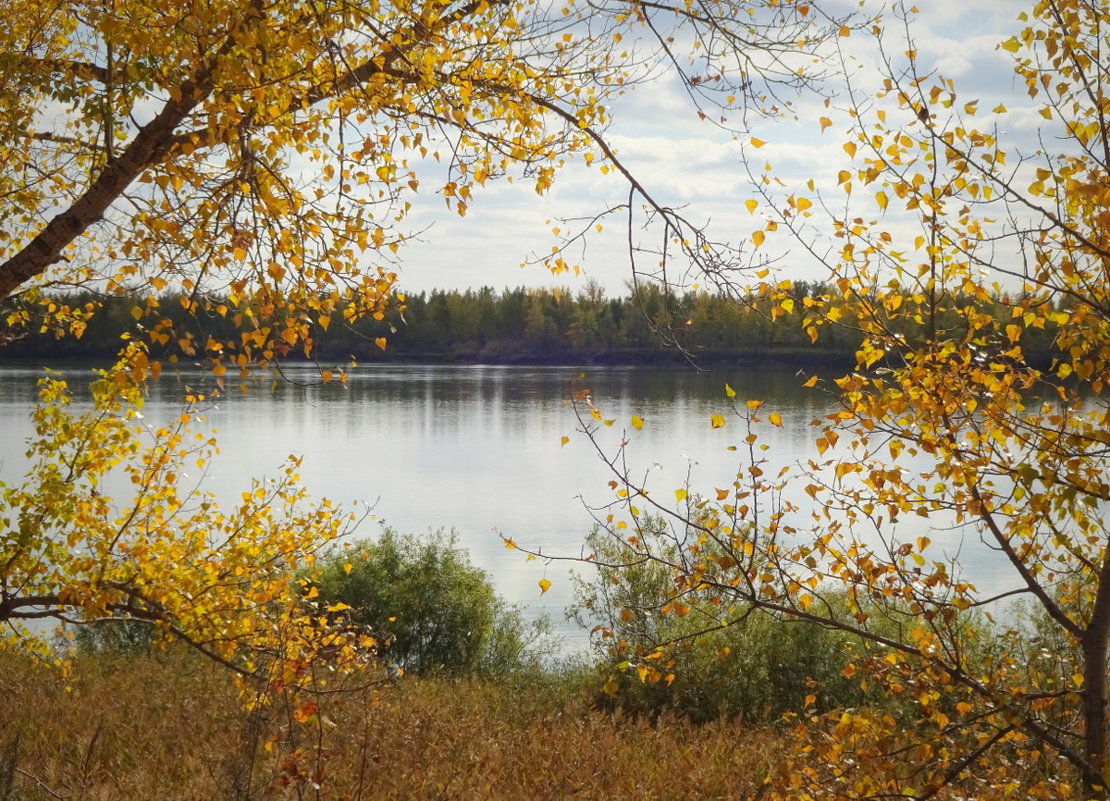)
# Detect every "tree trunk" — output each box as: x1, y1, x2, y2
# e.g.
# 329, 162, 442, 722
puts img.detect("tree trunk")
1081, 551, 1110, 798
